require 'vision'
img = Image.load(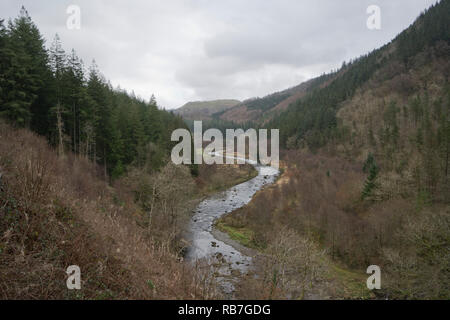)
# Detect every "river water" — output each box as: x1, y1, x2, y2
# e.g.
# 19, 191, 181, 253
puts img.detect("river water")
186, 155, 279, 295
